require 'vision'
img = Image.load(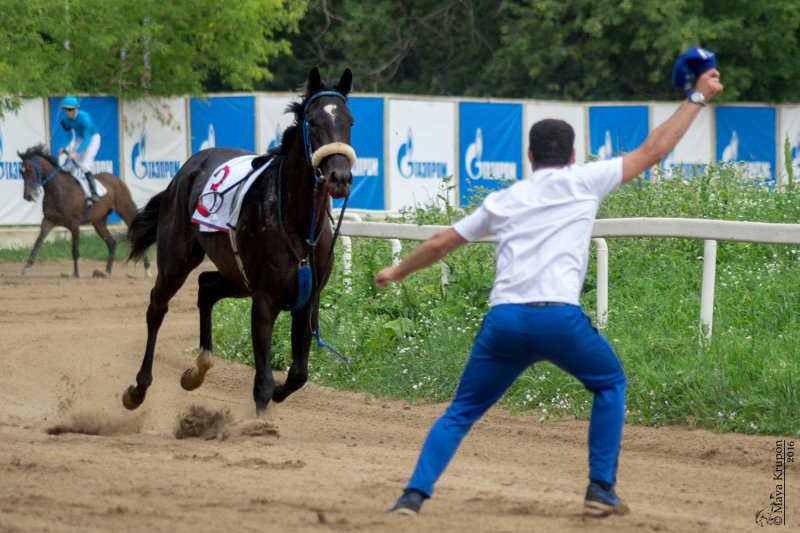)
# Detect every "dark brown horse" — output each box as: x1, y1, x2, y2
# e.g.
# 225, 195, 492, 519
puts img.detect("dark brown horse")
18, 145, 150, 278
123, 68, 355, 415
